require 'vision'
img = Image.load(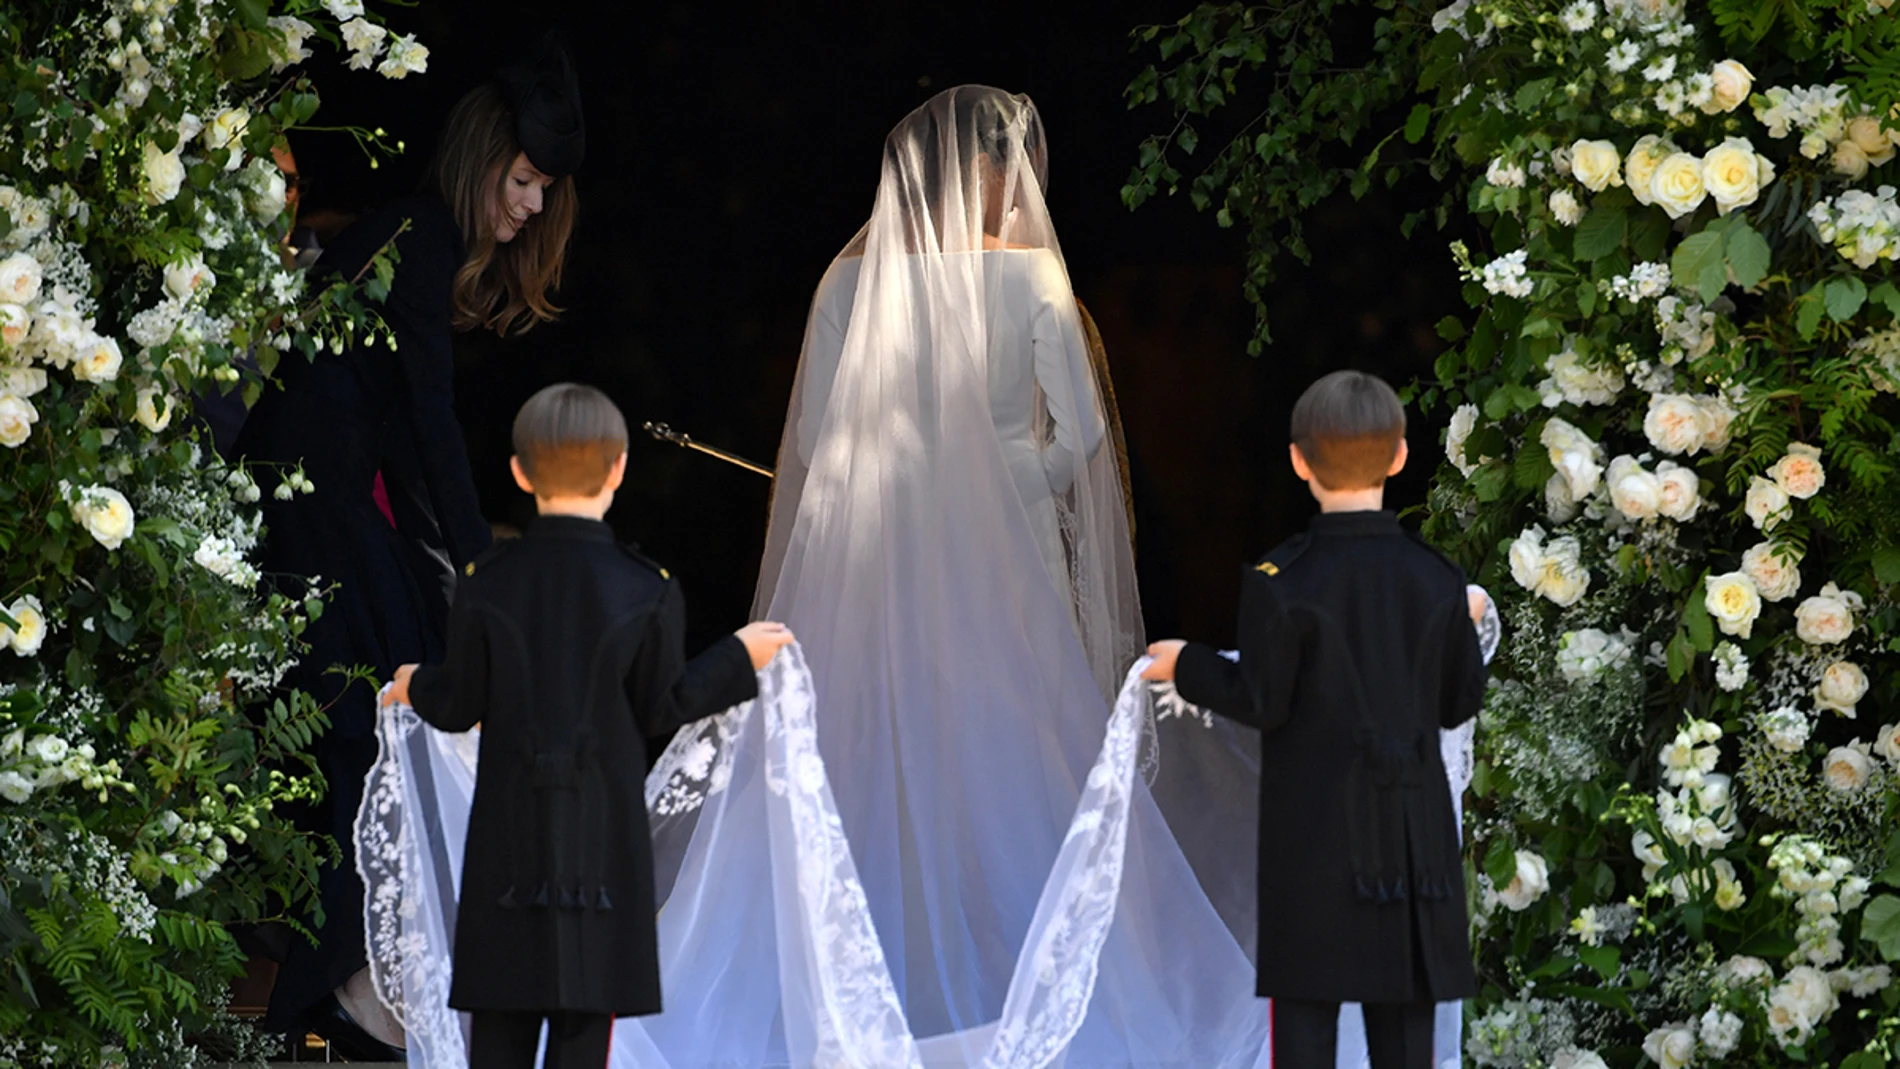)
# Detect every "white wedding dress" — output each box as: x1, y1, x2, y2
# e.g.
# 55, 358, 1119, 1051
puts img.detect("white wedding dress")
354, 87, 1497, 1069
